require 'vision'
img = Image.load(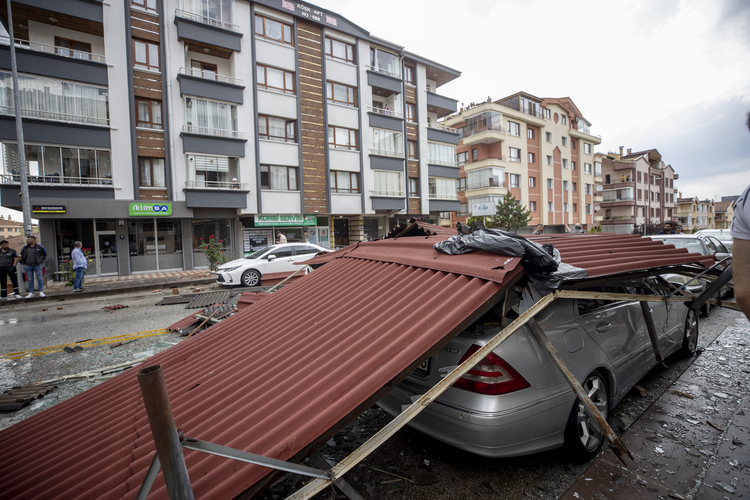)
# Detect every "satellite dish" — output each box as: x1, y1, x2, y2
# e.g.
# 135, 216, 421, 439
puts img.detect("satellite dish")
594, 206, 600, 212
595, 184, 603, 192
